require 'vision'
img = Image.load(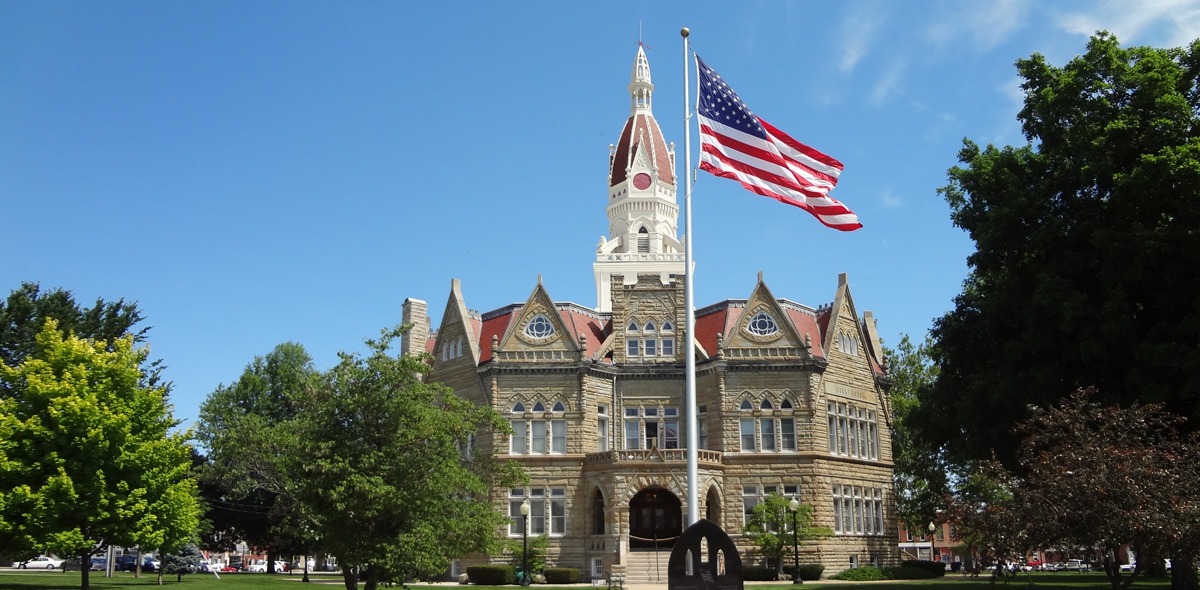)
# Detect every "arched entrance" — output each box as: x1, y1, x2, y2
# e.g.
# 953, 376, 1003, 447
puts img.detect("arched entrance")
629, 487, 682, 550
